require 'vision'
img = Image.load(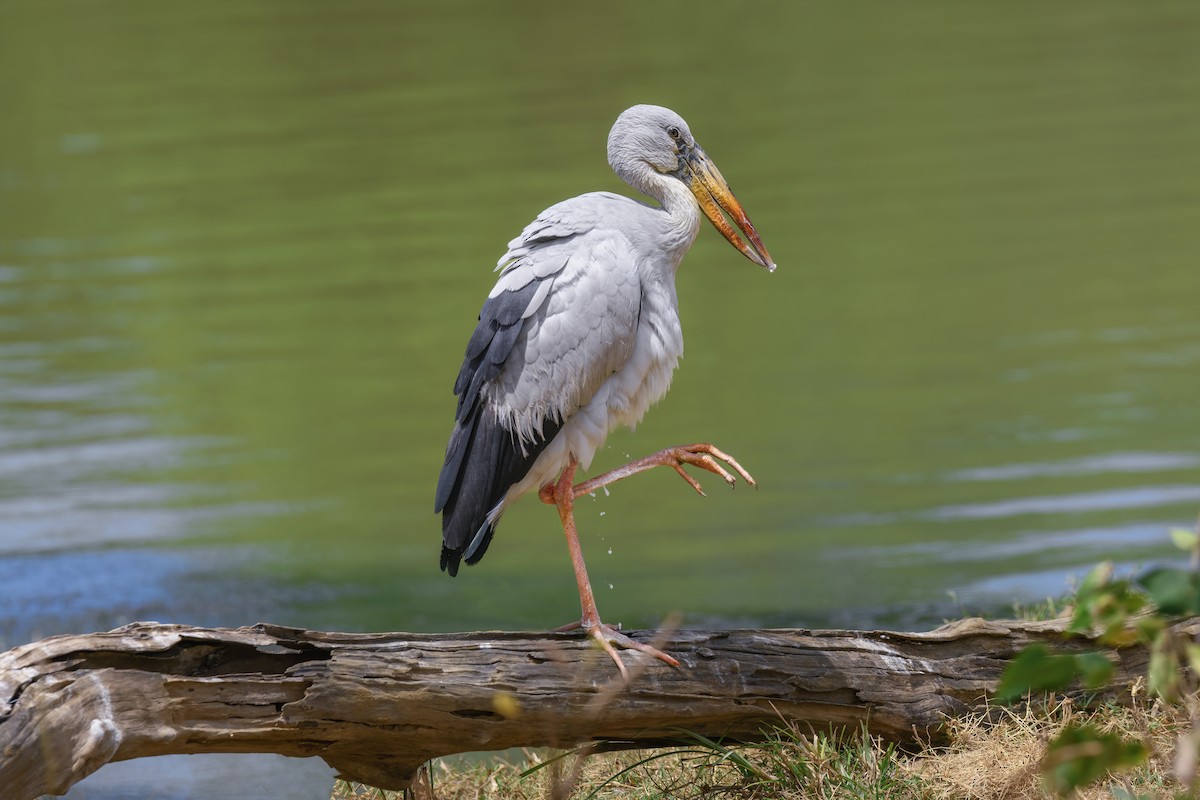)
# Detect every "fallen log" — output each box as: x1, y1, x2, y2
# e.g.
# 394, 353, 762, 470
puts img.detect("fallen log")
1, 617, 1191, 798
